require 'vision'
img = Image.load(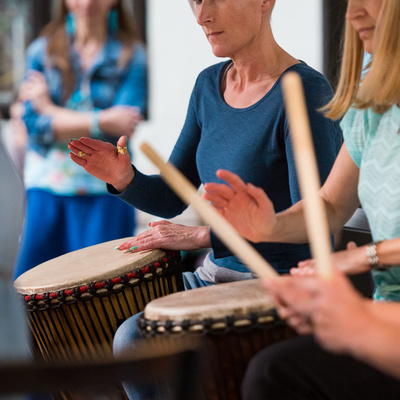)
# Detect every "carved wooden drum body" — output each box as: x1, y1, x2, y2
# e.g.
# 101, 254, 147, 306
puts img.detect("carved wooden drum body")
138, 279, 296, 400
14, 238, 183, 361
